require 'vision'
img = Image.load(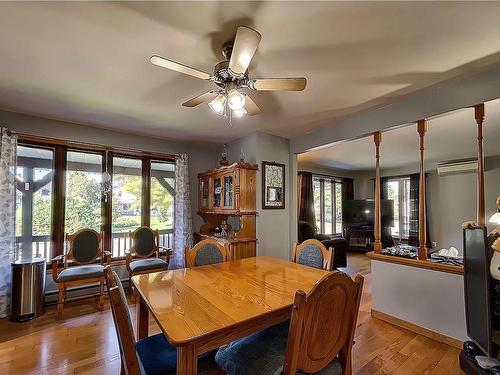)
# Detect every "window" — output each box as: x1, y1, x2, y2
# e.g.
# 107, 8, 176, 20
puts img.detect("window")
386, 177, 410, 238
112, 157, 143, 257
150, 161, 175, 250
312, 176, 343, 235
65, 151, 103, 235
15, 139, 175, 261
15, 145, 54, 260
